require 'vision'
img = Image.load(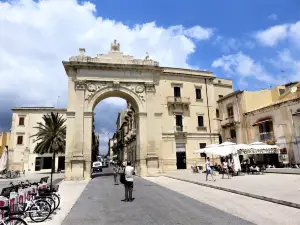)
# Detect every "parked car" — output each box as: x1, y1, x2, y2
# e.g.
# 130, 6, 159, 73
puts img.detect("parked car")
92, 161, 103, 173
